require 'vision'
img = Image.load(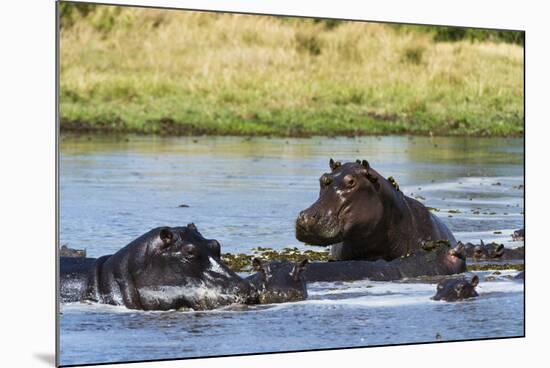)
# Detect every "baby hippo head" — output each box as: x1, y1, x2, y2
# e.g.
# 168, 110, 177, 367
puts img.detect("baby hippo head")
432, 275, 479, 302
440, 242, 467, 274
248, 259, 309, 304
119, 224, 249, 310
